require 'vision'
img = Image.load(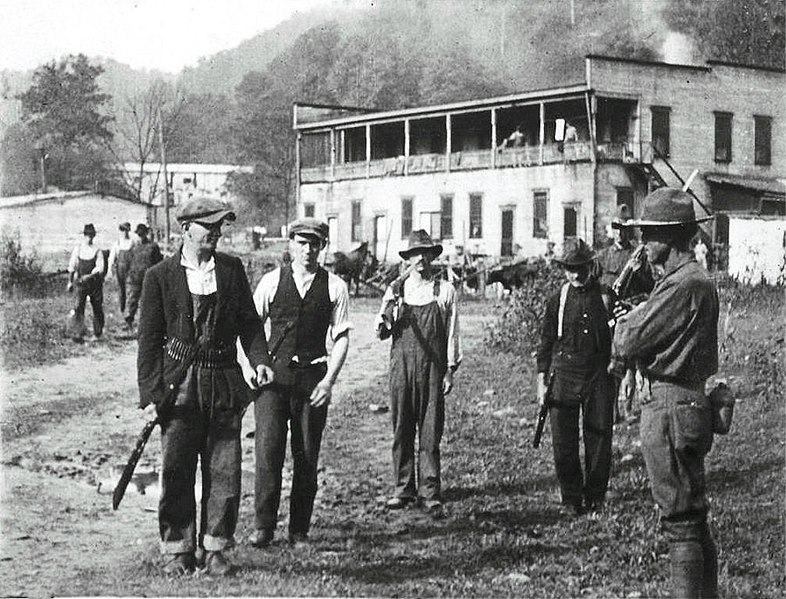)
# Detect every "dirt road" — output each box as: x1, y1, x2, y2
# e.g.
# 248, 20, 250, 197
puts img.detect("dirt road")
0, 300, 485, 596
